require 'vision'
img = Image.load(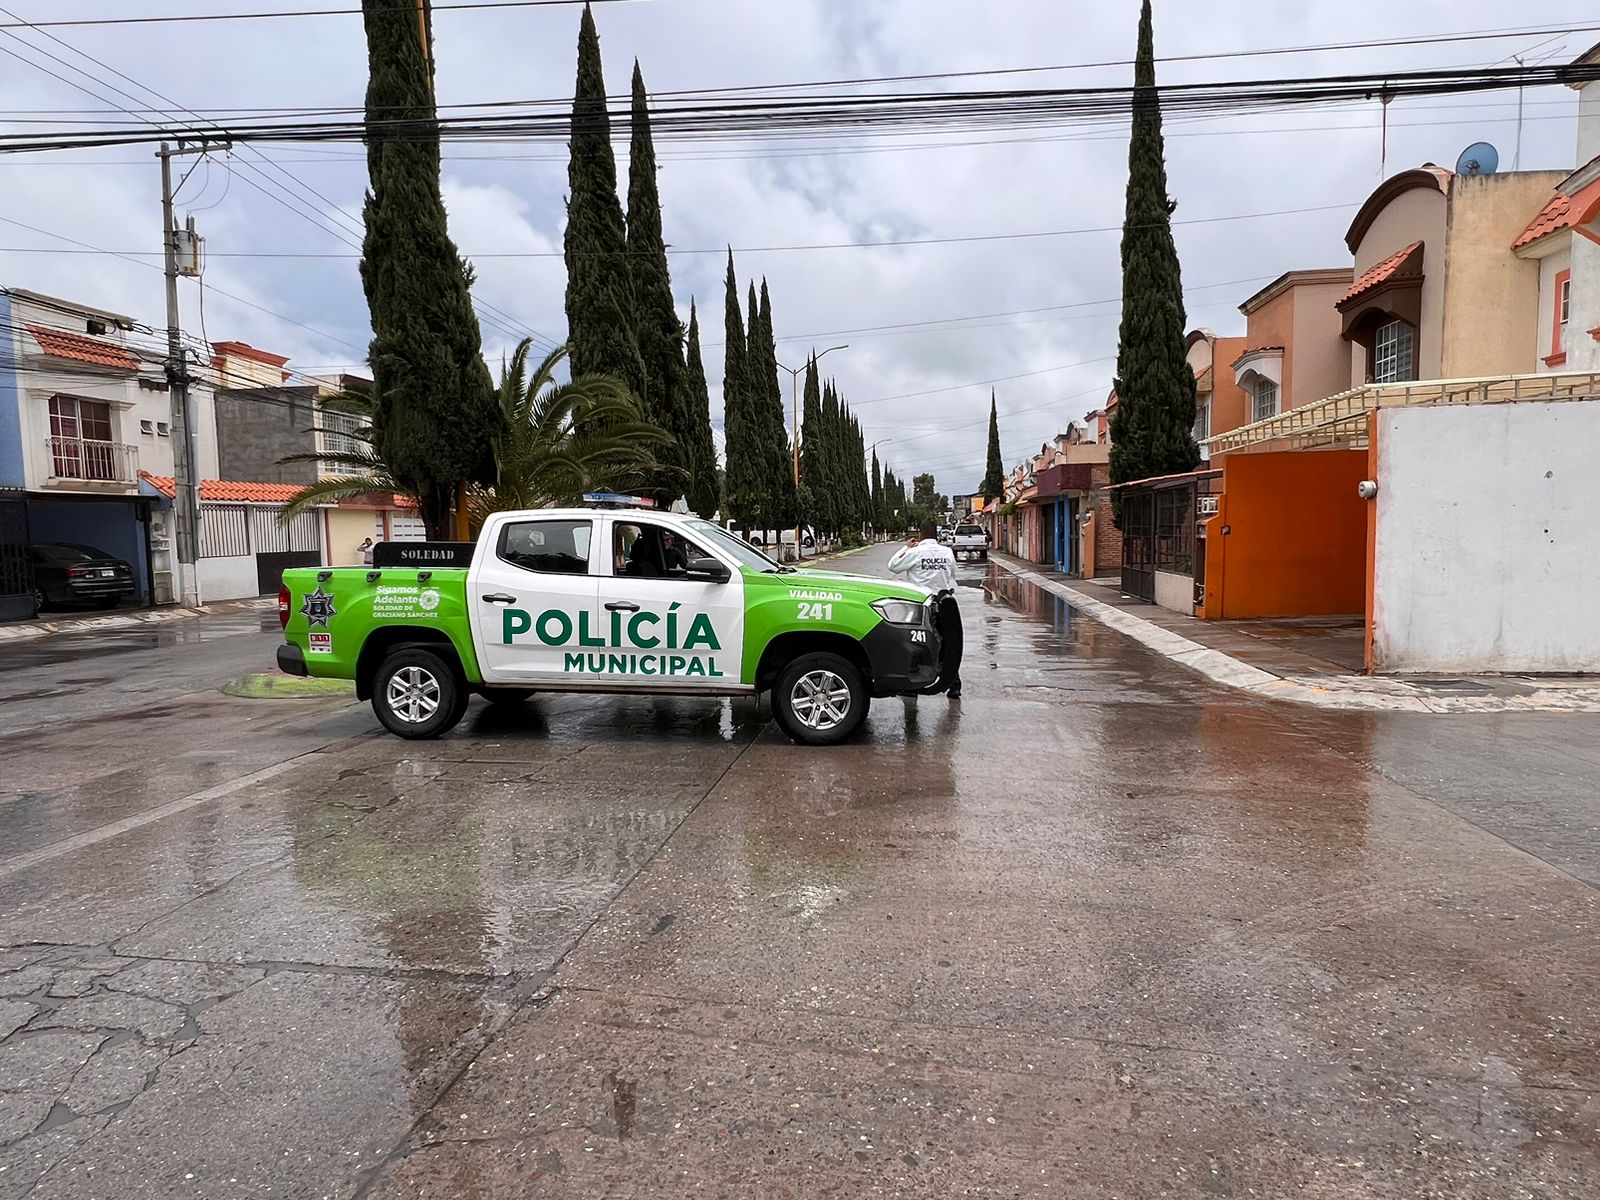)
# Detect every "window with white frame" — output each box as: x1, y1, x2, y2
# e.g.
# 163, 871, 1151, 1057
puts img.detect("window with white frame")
1191, 400, 1210, 443
1251, 378, 1279, 423
1558, 275, 1571, 353
1373, 319, 1416, 383
319, 406, 363, 461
